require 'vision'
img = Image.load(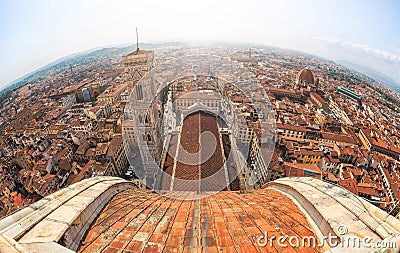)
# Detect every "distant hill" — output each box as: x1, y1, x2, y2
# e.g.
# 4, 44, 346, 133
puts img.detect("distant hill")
0, 42, 188, 103
336, 60, 400, 91
0, 46, 131, 99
